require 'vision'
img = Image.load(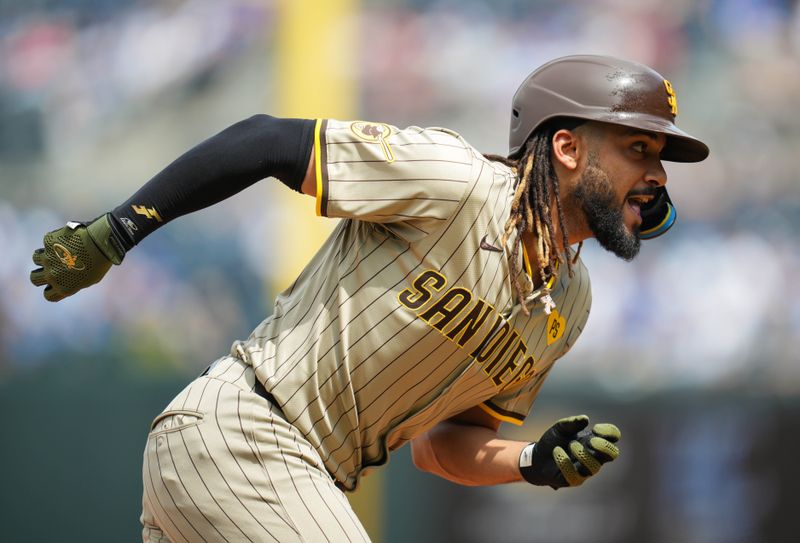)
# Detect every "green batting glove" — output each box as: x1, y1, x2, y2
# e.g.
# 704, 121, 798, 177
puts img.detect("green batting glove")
519, 415, 621, 489
30, 214, 126, 302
